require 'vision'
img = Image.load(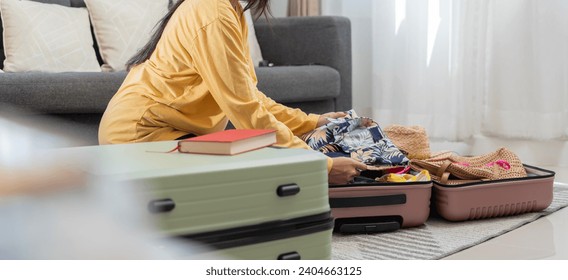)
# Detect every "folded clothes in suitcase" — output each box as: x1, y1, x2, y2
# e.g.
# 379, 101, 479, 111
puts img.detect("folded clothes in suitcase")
432, 165, 555, 221
329, 170, 432, 234
57, 141, 334, 260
